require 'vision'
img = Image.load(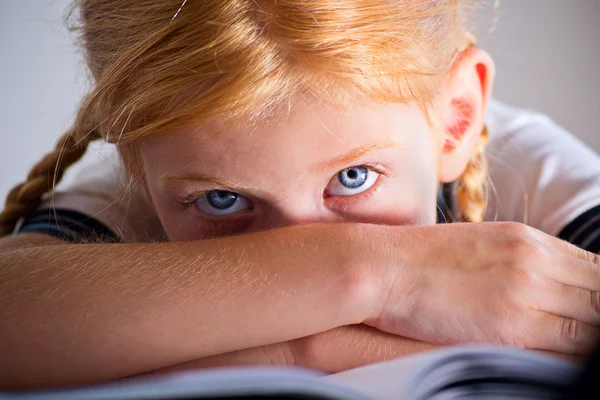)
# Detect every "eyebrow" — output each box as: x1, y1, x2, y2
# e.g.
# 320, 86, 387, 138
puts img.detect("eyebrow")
159, 141, 402, 189
314, 141, 403, 173
159, 173, 246, 191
